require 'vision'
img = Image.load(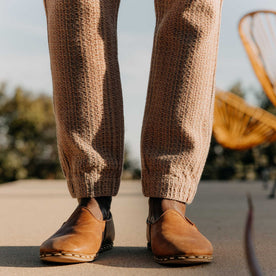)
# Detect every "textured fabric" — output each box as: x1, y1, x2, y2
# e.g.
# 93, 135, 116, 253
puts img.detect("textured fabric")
141, 0, 223, 203
43, 0, 124, 198
43, 0, 223, 203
